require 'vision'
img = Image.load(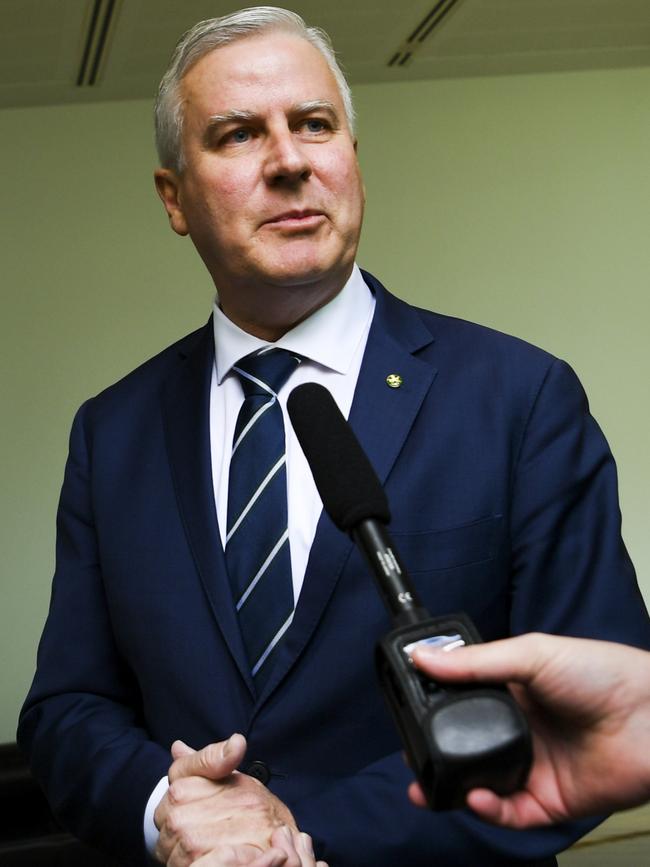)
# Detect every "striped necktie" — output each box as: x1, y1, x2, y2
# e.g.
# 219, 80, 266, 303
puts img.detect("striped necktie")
226, 347, 301, 690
